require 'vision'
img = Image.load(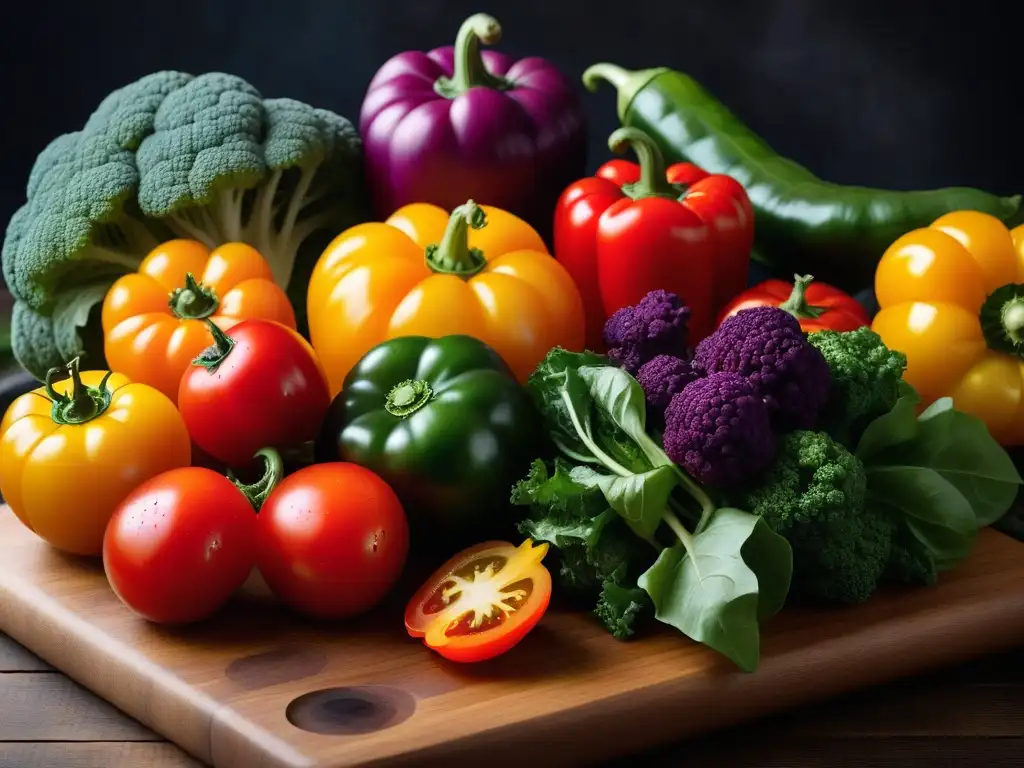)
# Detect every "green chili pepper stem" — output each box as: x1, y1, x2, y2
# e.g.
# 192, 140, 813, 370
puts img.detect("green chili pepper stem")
44, 357, 114, 425
434, 14, 512, 99
424, 200, 489, 277
169, 273, 220, 320
385, 378, 435, 418
778, 274, 828, 320
979, 284, 1024, 355
609, 127, 678, 200
192, 319, 236, 373
230, 448, 284, 512
582, 63, 669, 122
